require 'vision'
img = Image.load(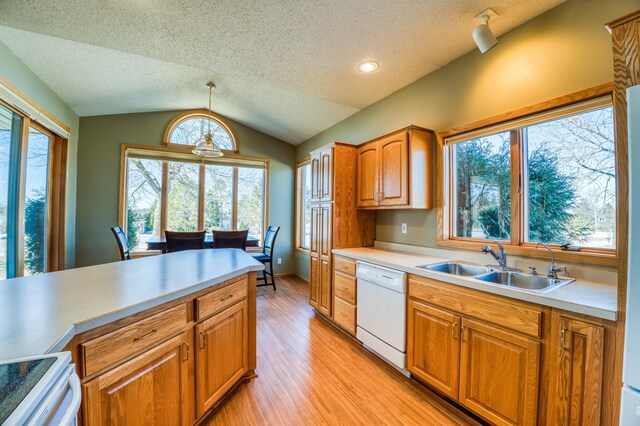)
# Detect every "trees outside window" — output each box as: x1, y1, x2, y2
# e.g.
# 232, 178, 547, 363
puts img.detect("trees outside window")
295, 162, 311, 251
124, 151, 267, 253
446, 98, 615, 252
